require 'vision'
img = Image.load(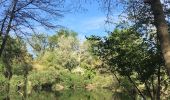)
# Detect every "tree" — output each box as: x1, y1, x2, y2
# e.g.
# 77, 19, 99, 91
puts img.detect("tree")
0, 0, 69, 56
88, 29, 168, 99
38, 29, 79, 71
95, 0, 170, 78
1, 37, 28, 79
35, 29, 101, 72
0, 36, 33, 99
48, 29, 78, 51
29, 33, 48, 57
144, 0, 170, 77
